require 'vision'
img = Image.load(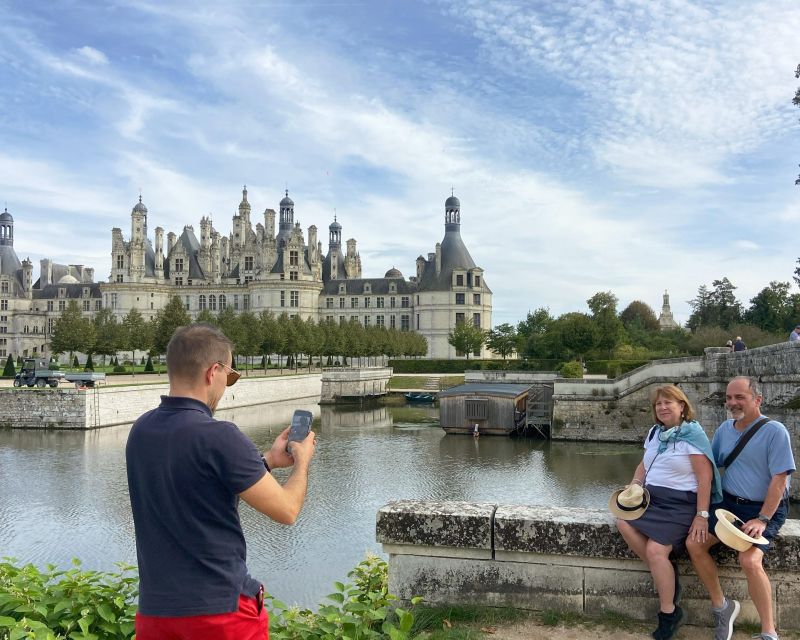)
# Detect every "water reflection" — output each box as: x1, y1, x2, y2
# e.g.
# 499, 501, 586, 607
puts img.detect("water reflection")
1, 401, 645, 608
